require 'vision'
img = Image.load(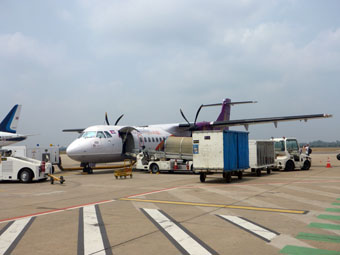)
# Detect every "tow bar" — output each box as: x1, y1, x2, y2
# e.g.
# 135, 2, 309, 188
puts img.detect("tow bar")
48, 174, 65, 184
